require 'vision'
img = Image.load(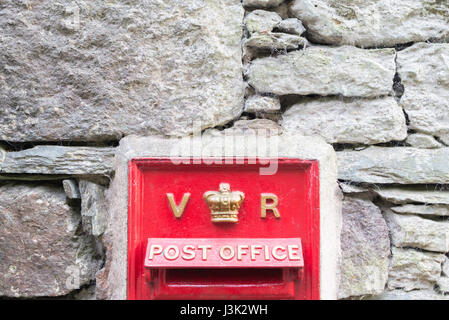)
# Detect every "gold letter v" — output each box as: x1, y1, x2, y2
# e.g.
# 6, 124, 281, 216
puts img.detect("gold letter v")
166, 193, 190, 218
